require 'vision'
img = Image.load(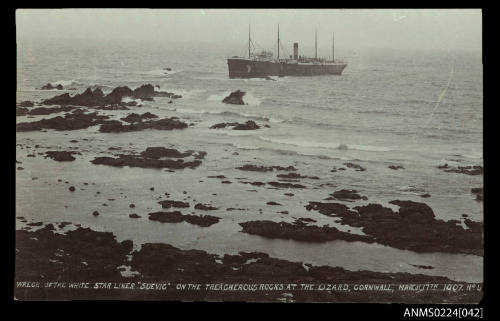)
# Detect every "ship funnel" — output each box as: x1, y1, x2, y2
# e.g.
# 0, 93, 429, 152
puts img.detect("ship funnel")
293, 43, 298, 60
